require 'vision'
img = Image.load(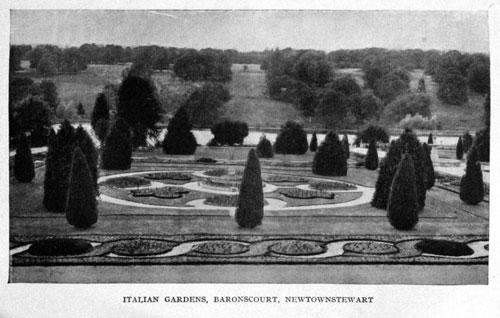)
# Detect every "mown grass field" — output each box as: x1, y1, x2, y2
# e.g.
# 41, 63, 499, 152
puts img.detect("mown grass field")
20, 62, 486, 131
